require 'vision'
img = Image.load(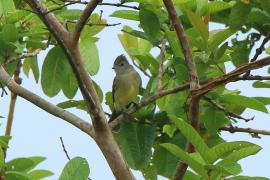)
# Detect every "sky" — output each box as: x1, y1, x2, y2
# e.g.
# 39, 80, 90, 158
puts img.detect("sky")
0, 1, 270, 179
